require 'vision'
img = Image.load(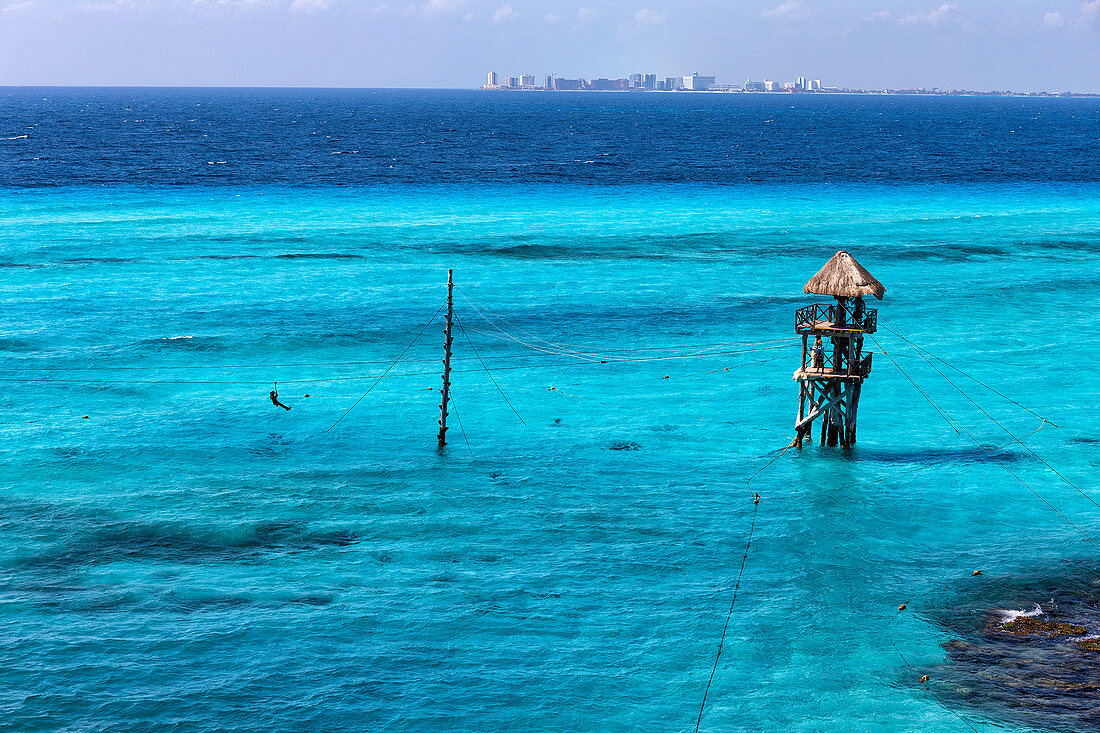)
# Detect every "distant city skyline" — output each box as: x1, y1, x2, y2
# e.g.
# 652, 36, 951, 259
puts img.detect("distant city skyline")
482, 70, 1098, 96
1, 1, 1098, 92
485, 71, 823, 92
